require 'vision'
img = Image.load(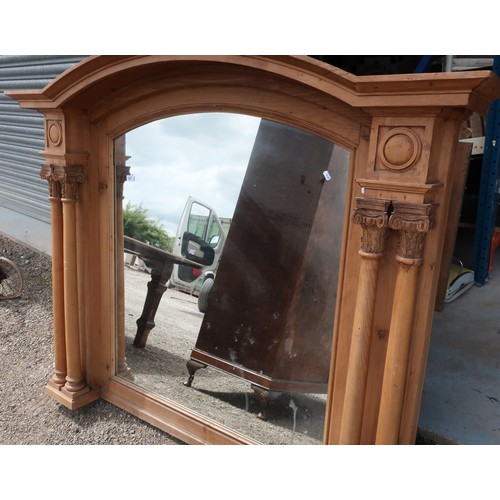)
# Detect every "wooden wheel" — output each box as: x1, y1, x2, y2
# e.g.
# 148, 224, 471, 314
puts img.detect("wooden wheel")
0, 257, 23, 299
